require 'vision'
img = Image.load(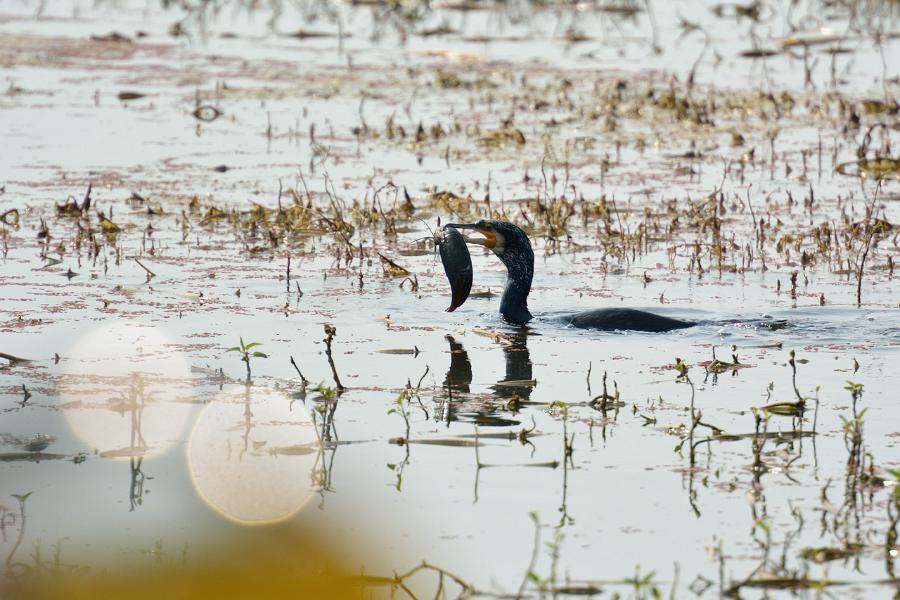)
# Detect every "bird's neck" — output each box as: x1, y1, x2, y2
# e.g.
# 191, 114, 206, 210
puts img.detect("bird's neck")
499, 260, 533, 326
